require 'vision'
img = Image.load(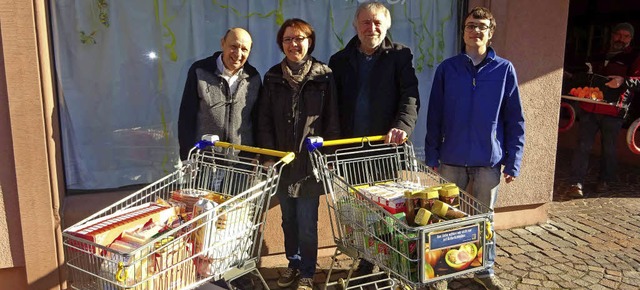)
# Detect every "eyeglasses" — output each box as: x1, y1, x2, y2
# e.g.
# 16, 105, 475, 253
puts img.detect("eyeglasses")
464, 24, 491, 32
282, 36, 308, 44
